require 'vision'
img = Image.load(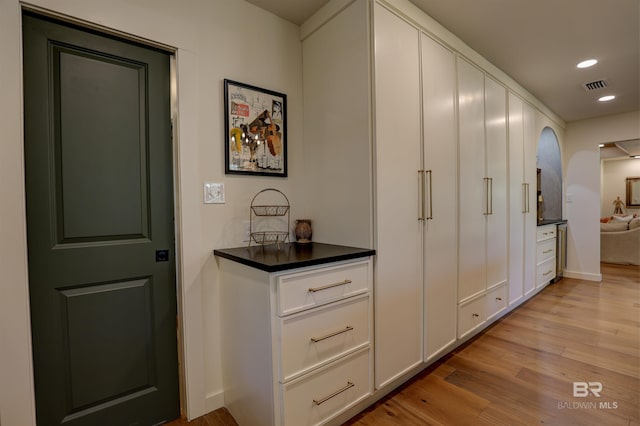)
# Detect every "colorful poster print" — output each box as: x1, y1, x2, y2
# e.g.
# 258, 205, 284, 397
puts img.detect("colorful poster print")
224, 79, 287, 177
